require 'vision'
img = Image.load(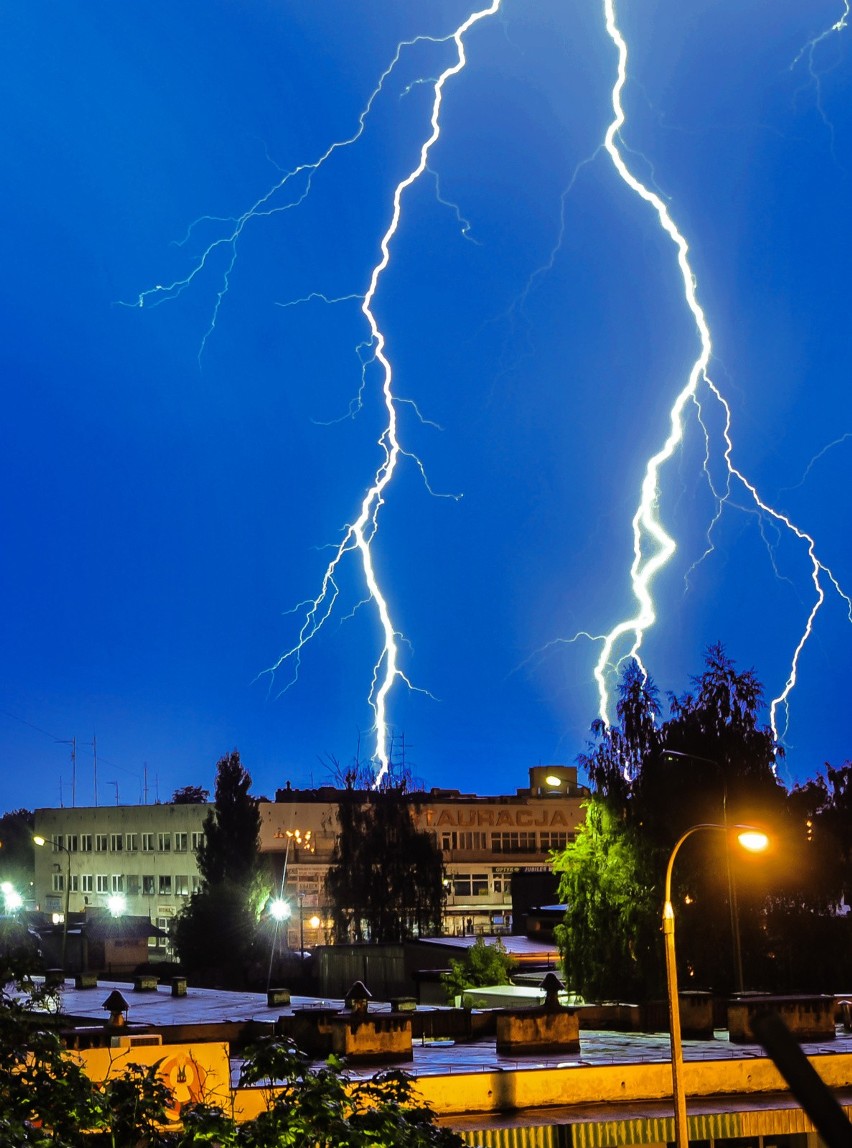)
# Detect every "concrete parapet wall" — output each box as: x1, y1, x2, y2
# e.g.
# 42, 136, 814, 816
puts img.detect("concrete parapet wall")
728, 994, 836, 1043
412, 1051, 852, 1116
330, 1014, 413, 1061
495, 1008, 579, 1055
